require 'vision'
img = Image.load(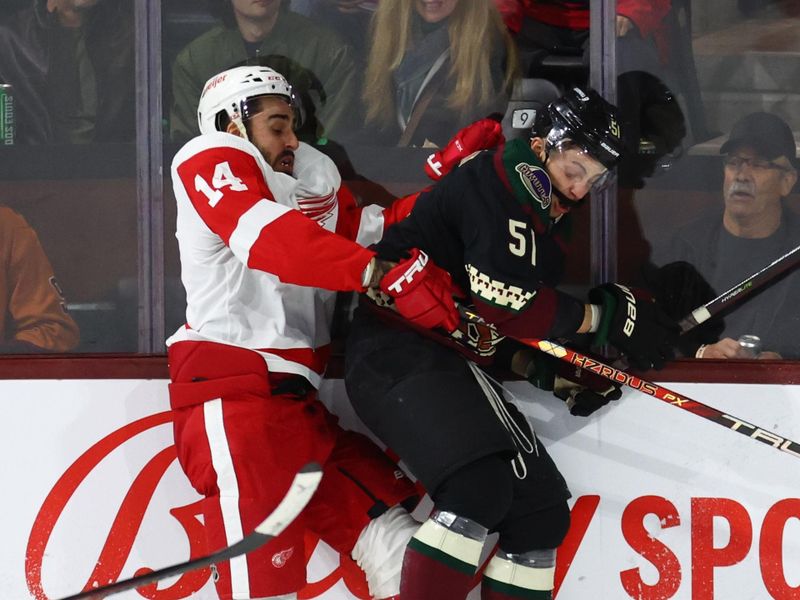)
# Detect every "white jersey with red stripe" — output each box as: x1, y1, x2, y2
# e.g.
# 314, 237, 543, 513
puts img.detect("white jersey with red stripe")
167, 132, 403, 387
